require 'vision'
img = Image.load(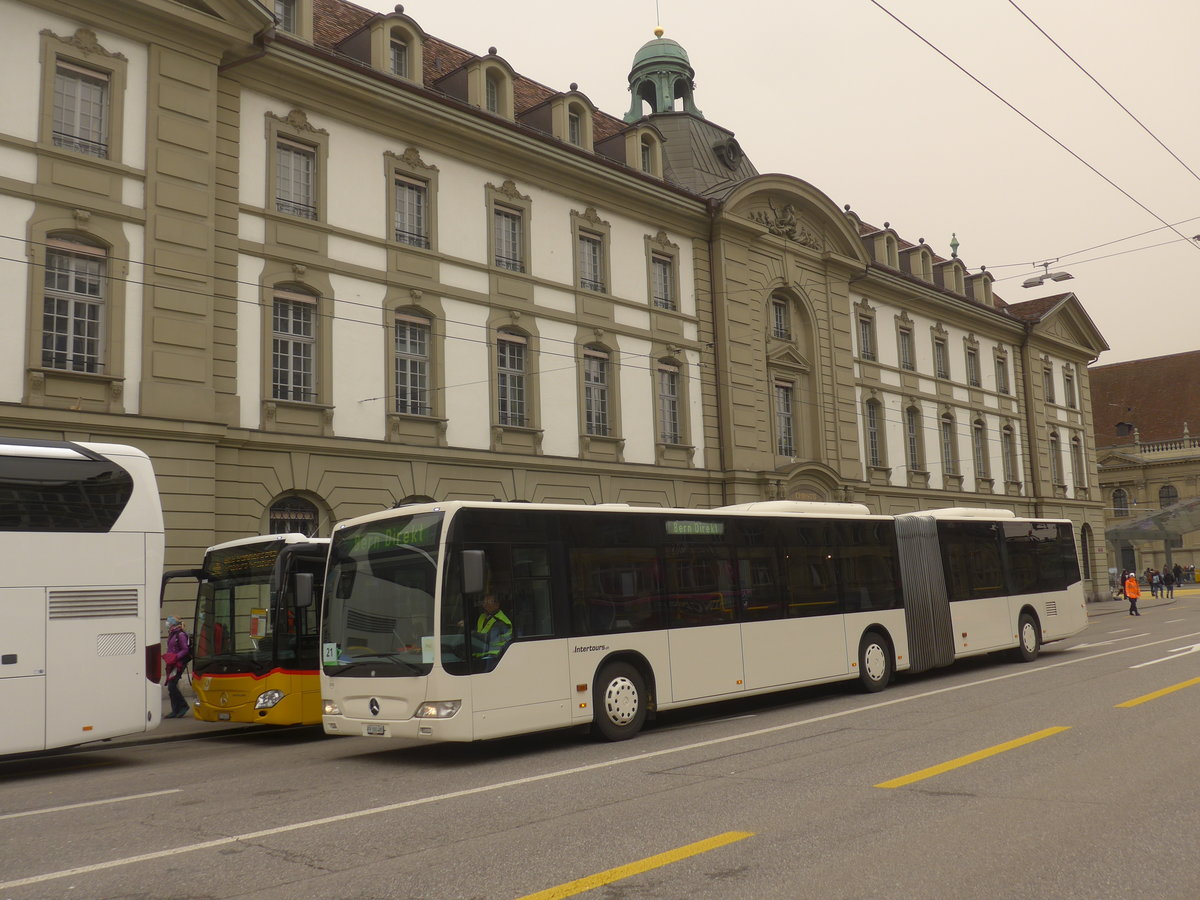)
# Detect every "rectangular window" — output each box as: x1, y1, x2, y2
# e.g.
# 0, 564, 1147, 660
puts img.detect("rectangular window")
272, 295, 316, 402
583, 350, 609, 436
53, 63, 109, 158
390, 40, 408, 77
274, 0, 296, 33
641, 140, 652, 173
395, 314, 430, 416
866, 402, 881, 468
485, 77, 499, 113
1044, 366, 1056, 404
497, 333, 526, 426
859, 316, 876, 361
934, 338, 948, 379
276, 140, 317, 219
898, 328, 914, 370
494, 207, 523, 272
1049, 435, 1063, 485
966, 347, 981, 387
568, 113, 582, 146
42, 245, 105, 373
995, 356, 1010, 394
394, 177, 428, 248
775, 382, 795, 456
658, 364, 681, 444
772, 300, 791, 340
578, 233, 605, 292
1063, 369, 1076, 409
1071, 437, 1085, 485
651, 255, 674, 310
